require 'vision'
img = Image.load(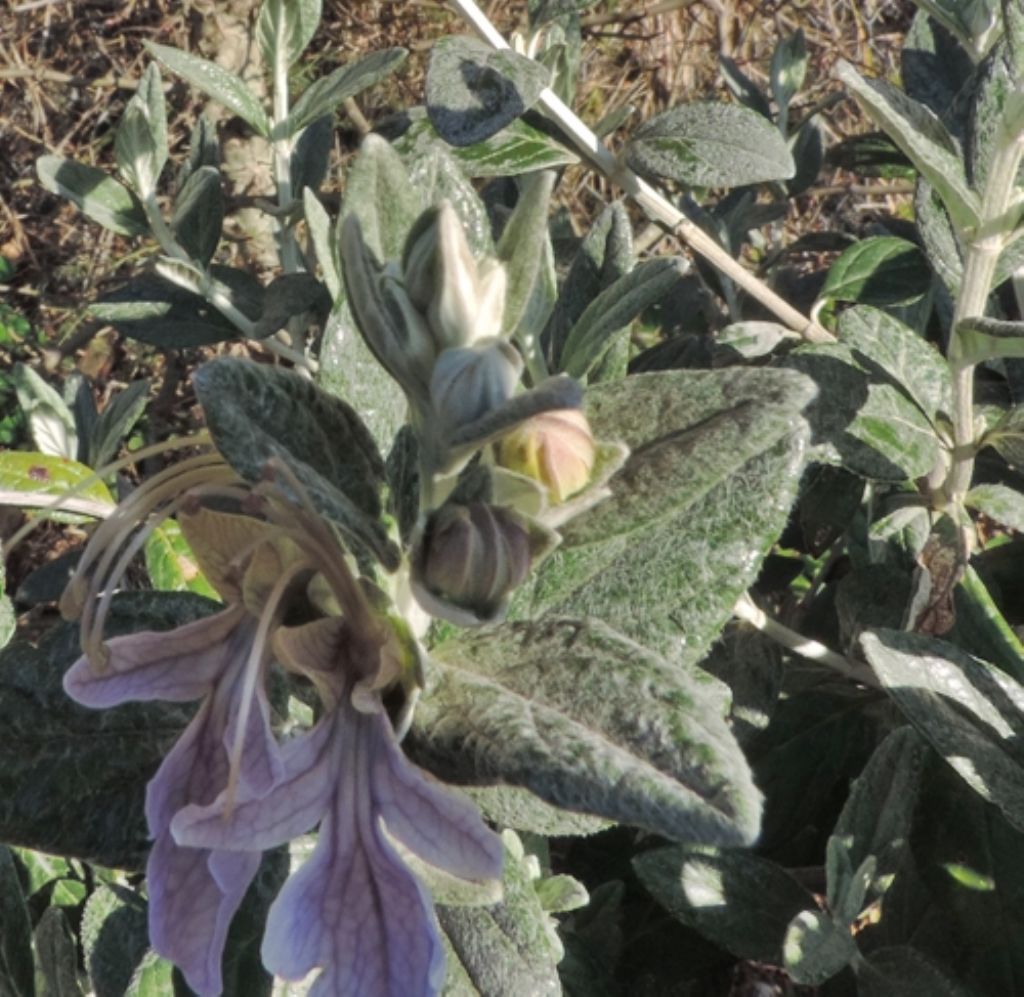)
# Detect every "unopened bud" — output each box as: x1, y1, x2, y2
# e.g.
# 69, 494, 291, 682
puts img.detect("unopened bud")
416, 502, 532, 617
431, 340, 523, 433
496, 408, 596, 503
